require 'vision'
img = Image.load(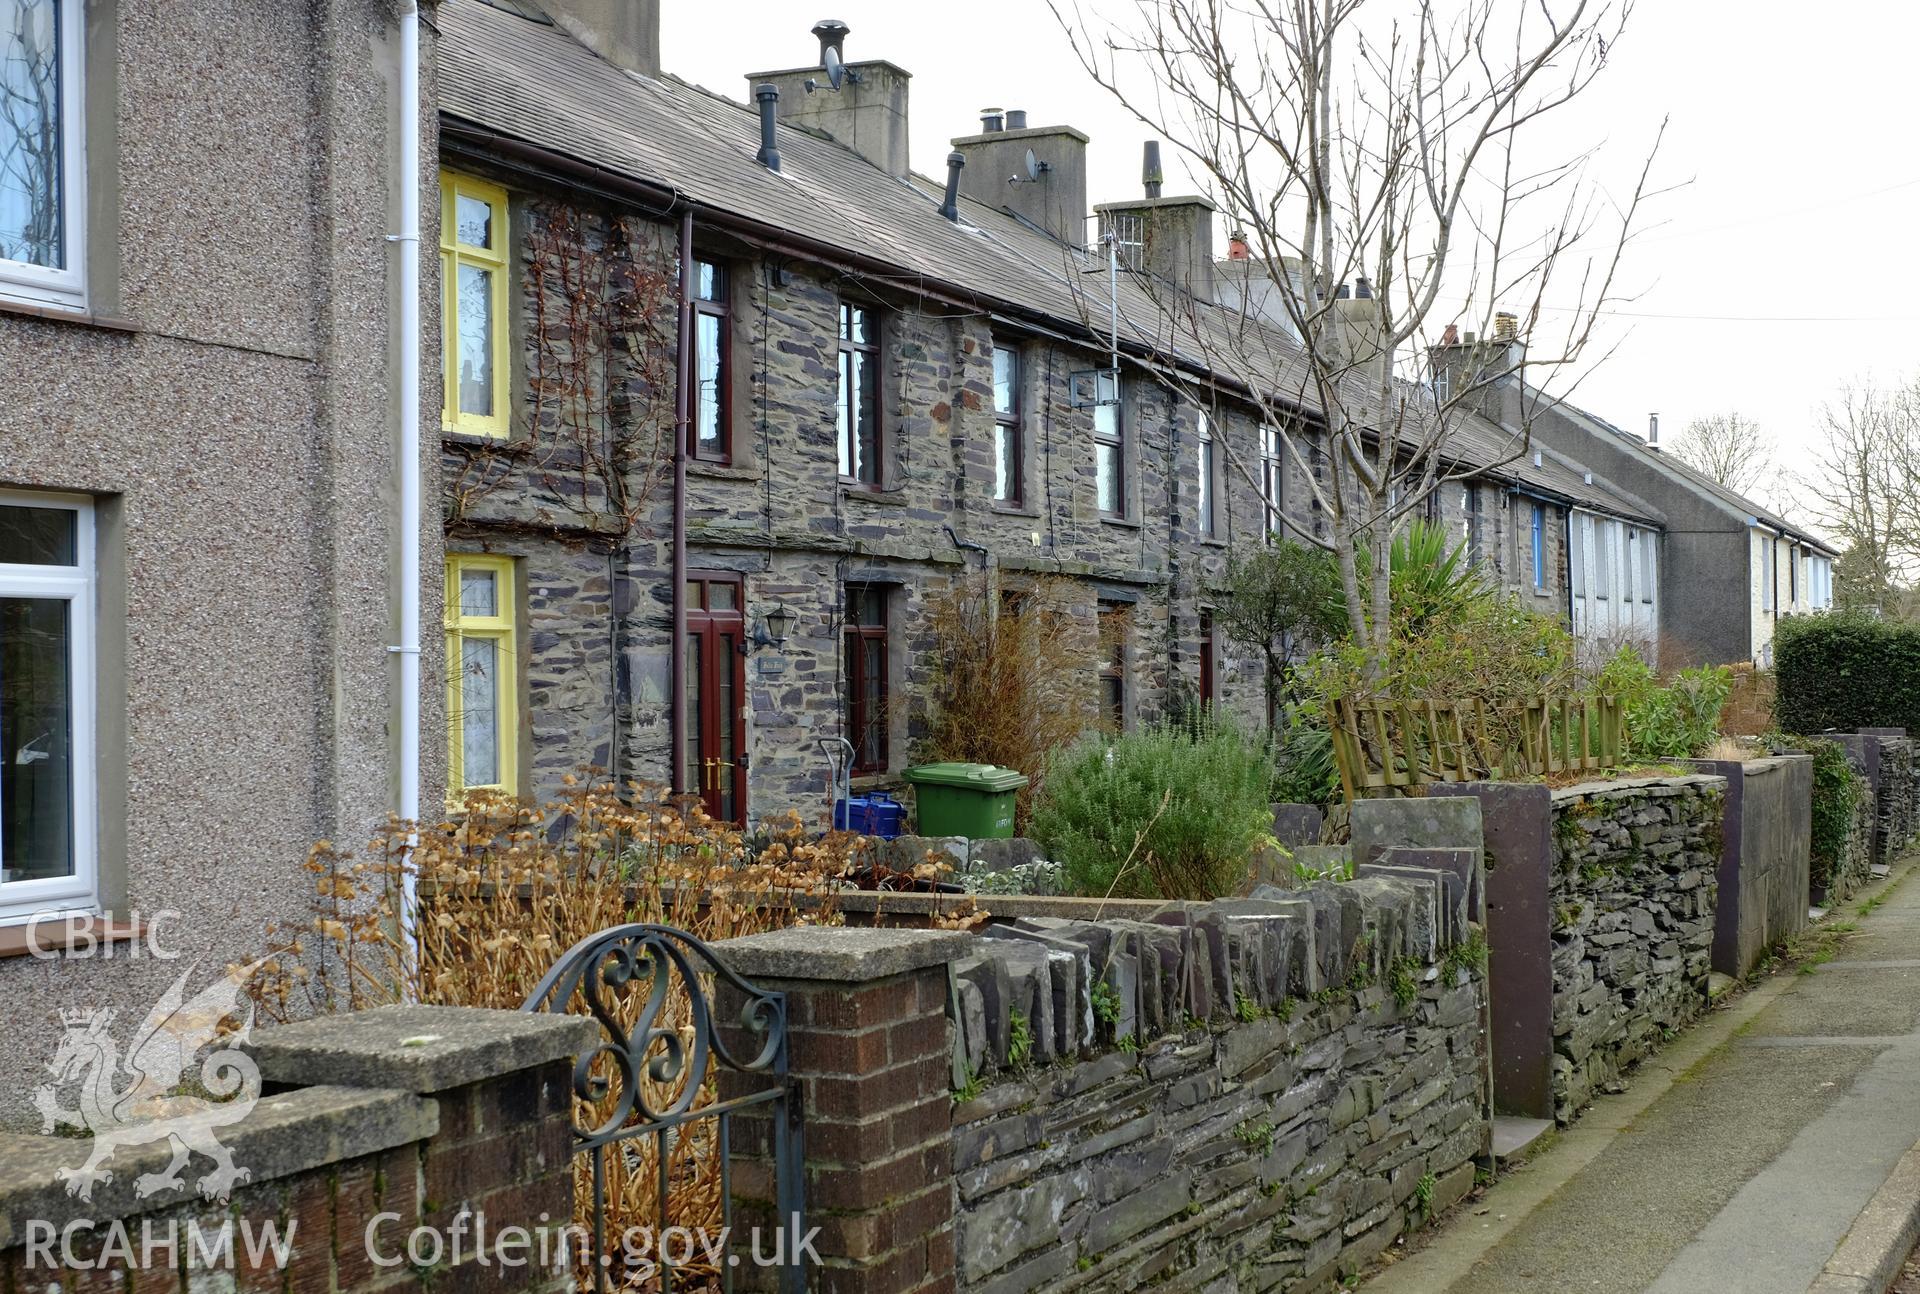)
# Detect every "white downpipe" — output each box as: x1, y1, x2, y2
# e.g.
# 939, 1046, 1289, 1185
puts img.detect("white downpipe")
393, 4, 423, 977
